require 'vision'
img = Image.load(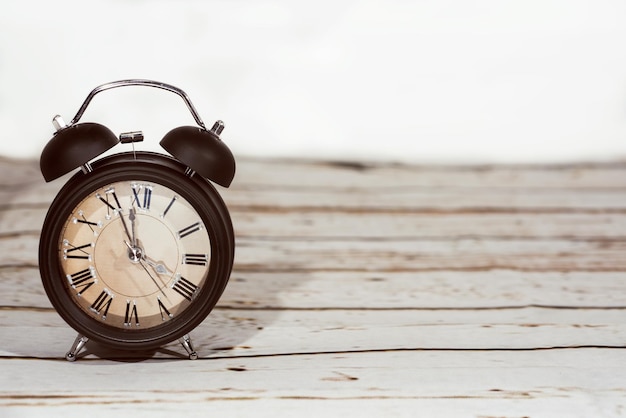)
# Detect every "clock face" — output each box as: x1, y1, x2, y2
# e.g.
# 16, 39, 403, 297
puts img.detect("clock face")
59, 180, 212, 330
40, 154, 234, 350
